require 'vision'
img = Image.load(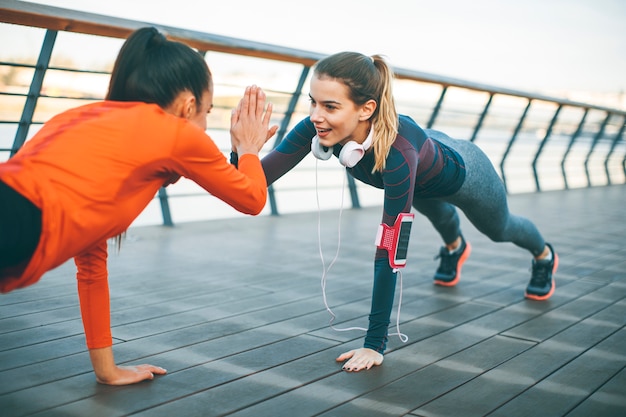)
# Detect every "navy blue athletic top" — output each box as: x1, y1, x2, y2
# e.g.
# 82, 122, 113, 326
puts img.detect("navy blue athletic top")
262, 114, 466, 353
